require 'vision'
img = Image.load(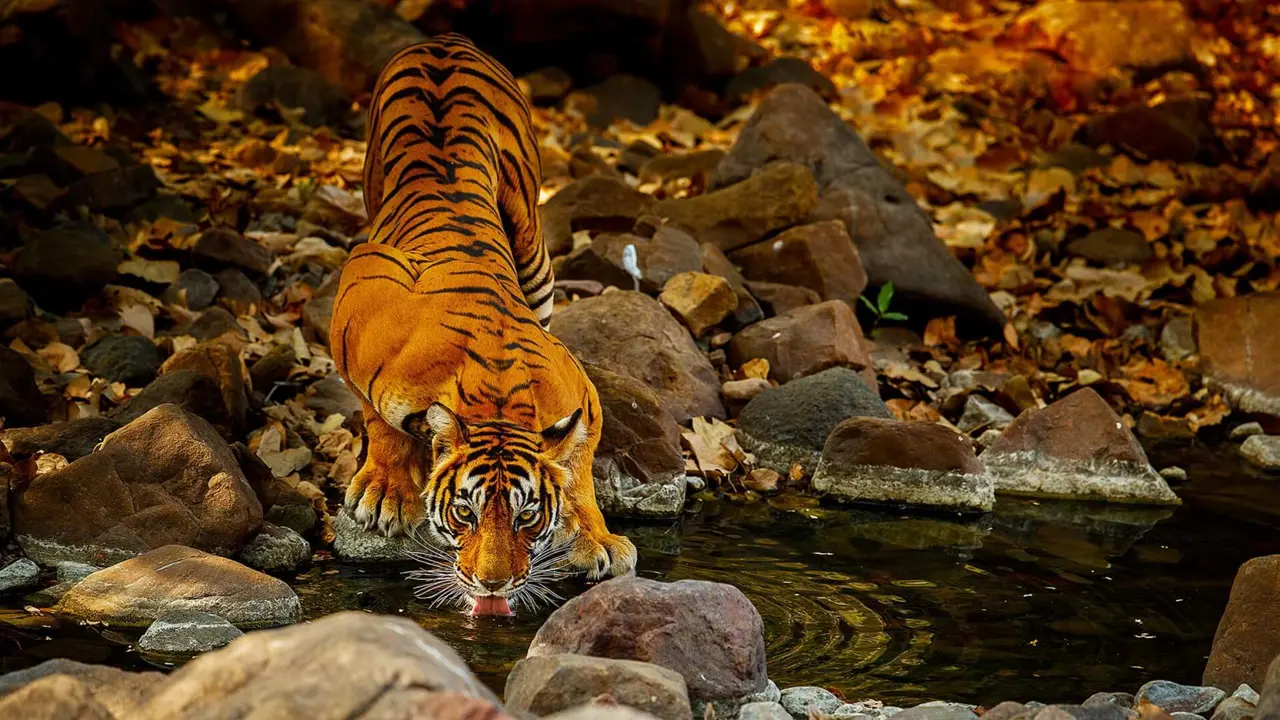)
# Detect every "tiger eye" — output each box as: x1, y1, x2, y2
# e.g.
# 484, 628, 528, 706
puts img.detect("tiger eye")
518, 509, 536, 522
